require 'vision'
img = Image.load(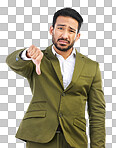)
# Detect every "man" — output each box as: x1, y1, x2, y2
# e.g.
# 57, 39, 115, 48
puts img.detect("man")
6, 8, 106, 148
